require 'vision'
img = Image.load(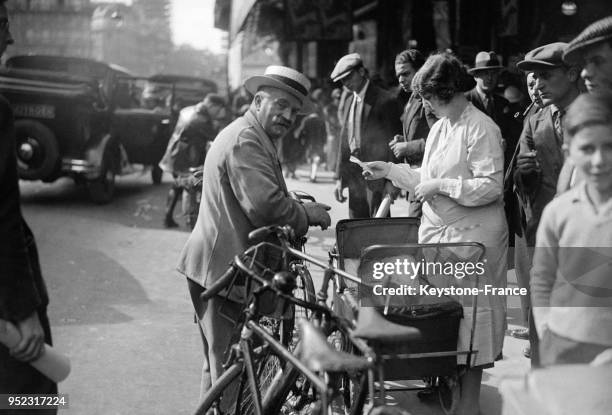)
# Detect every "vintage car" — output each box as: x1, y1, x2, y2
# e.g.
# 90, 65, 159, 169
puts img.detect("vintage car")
146, 73, 218, 111
0, 55, 173, 203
